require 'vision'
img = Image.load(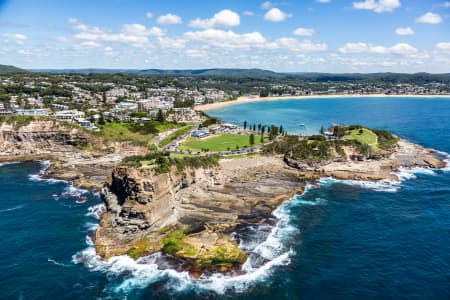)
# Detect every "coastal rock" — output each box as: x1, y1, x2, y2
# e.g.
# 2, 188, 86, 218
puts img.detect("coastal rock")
96, 155, 305, 269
